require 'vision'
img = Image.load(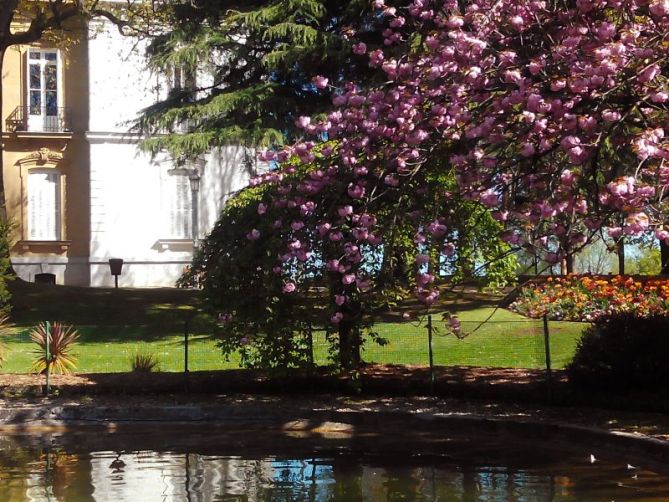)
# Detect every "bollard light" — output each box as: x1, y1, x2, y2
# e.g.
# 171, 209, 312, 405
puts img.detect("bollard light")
108, 258, 124, 289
